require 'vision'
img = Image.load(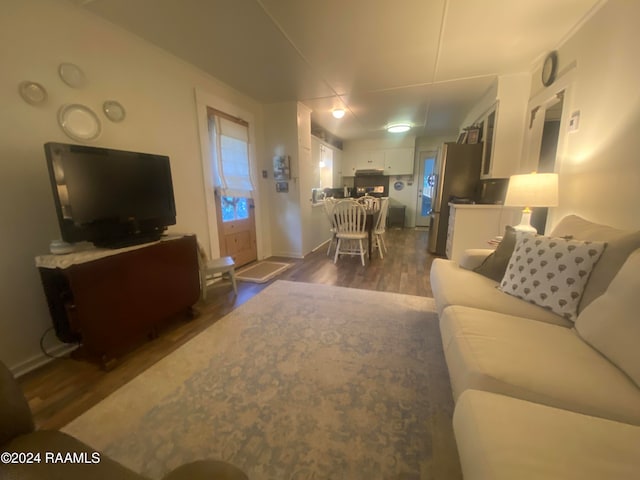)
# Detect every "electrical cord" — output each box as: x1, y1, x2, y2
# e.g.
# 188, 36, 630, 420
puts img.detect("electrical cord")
39, 326, 79, 359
